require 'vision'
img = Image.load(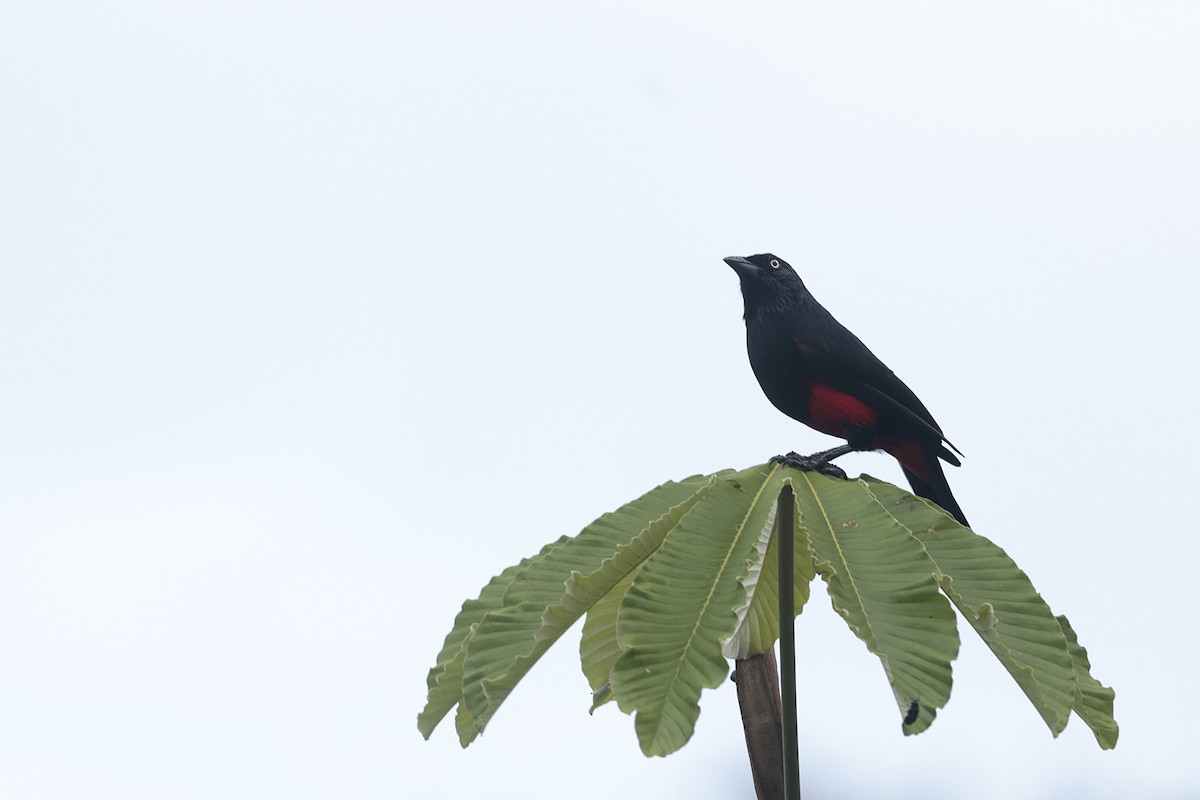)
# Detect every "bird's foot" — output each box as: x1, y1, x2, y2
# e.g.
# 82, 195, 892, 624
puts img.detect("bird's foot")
769, 450, 849, 480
